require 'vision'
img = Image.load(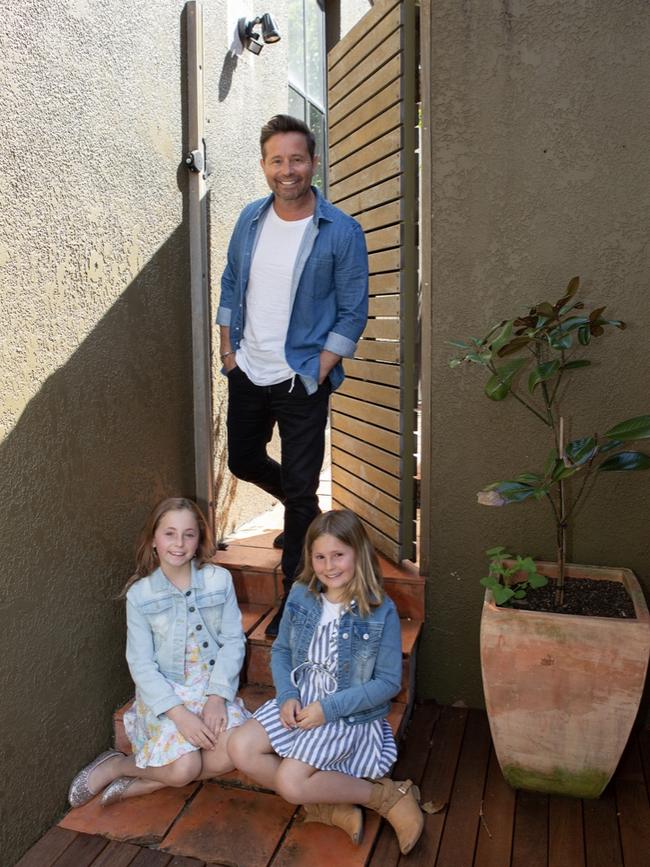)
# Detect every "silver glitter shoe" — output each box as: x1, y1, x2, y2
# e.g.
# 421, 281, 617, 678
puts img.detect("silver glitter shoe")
100, 776, 137, 806
68, 749, 124, 808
